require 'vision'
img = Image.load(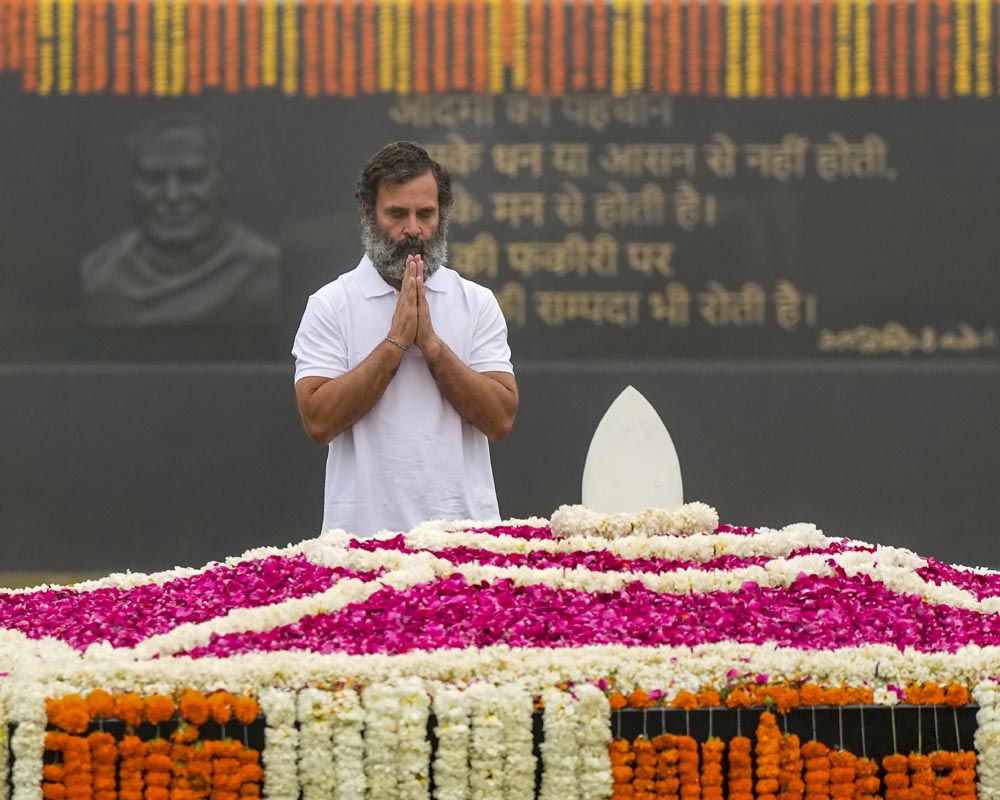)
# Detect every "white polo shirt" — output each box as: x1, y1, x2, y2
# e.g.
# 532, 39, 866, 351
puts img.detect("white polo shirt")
292, 255, 514, 537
